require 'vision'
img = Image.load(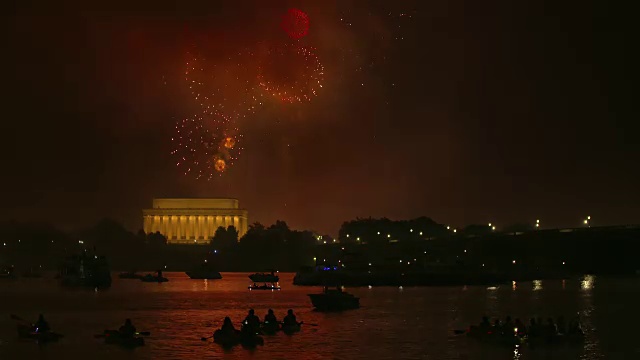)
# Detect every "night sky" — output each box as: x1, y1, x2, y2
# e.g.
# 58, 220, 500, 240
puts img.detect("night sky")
3, 0, 636, 235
